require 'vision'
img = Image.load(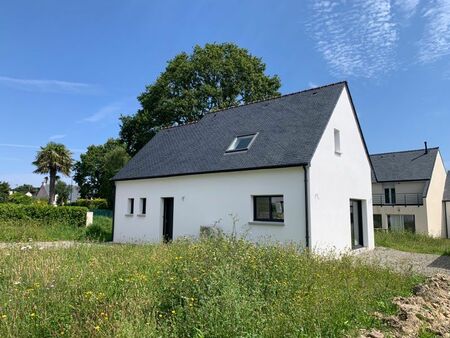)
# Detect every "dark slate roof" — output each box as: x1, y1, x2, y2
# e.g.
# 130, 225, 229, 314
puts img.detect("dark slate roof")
444, 172, 450, 201
113, 82, 348, 181
370, 148, 439, 183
